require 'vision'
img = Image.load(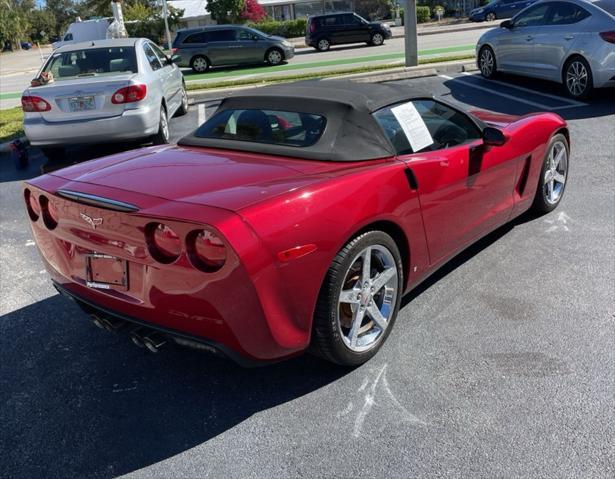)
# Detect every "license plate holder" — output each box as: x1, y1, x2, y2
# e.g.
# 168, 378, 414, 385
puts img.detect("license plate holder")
69, 95, 95, 112
85, 254, 128, 290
